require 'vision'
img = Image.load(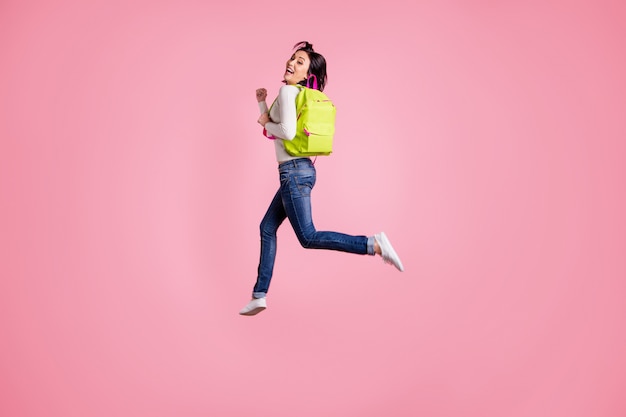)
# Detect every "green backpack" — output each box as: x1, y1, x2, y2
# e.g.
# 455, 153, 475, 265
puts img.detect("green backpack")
284, 84, 336, 157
